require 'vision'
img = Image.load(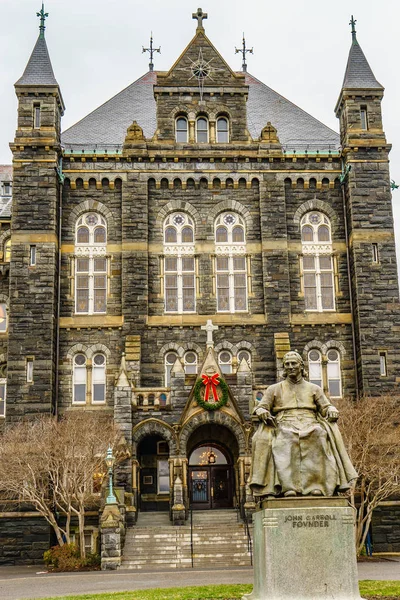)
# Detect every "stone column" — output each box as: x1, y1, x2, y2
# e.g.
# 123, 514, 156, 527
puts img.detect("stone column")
172, 475, 186, 526
100, 503, 125, 571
